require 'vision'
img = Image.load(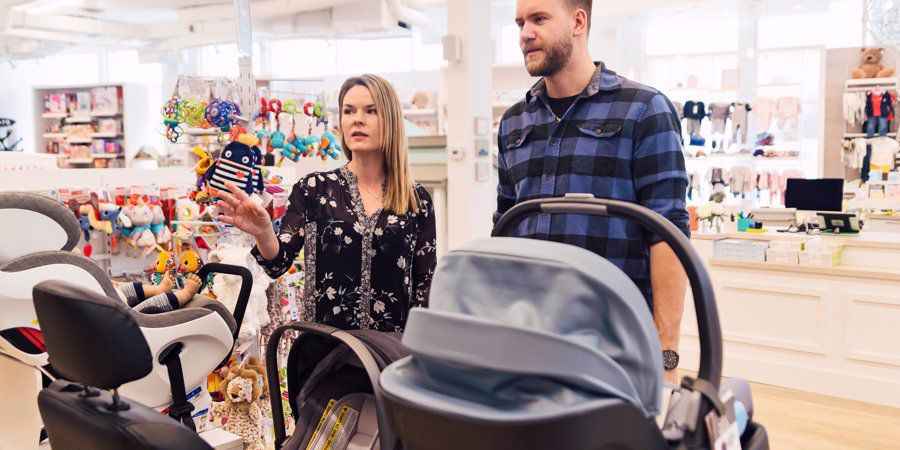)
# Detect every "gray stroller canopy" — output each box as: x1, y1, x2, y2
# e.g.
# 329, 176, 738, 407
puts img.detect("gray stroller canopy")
380, 237, 663, 424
